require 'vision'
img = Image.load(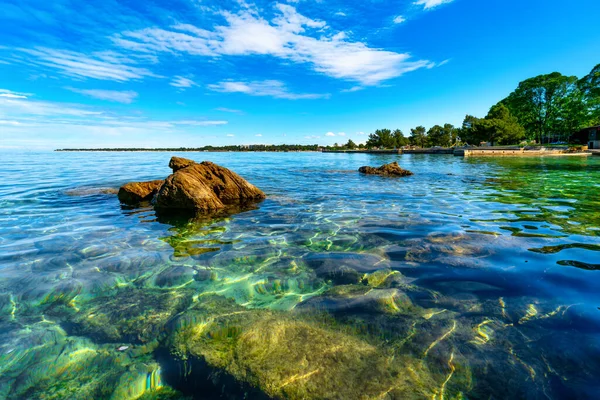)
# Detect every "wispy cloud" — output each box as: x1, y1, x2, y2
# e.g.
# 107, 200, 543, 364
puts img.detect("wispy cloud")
14, 47, 158, 81
66, 87, 138, 103
393, 15, 406, 24
0, 96, 102, 117
255, 133, 263, 137
0, 120, 21, 125
170, 76, 197, 88
226, 133, 235, 137
414, 0, 454, 10
0, 89, 31, 99
112, 4, 432, 86
208, 80, 329, 100
215, 107, 243, 114
325, 132, 336, 137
